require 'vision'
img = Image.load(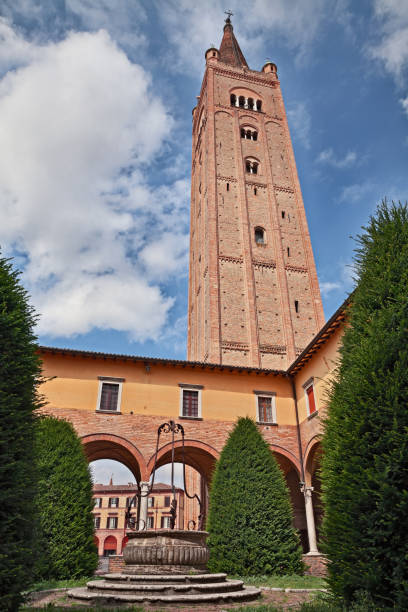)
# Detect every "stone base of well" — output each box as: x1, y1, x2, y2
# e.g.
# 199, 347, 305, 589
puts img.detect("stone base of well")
123, 529, 209, 575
